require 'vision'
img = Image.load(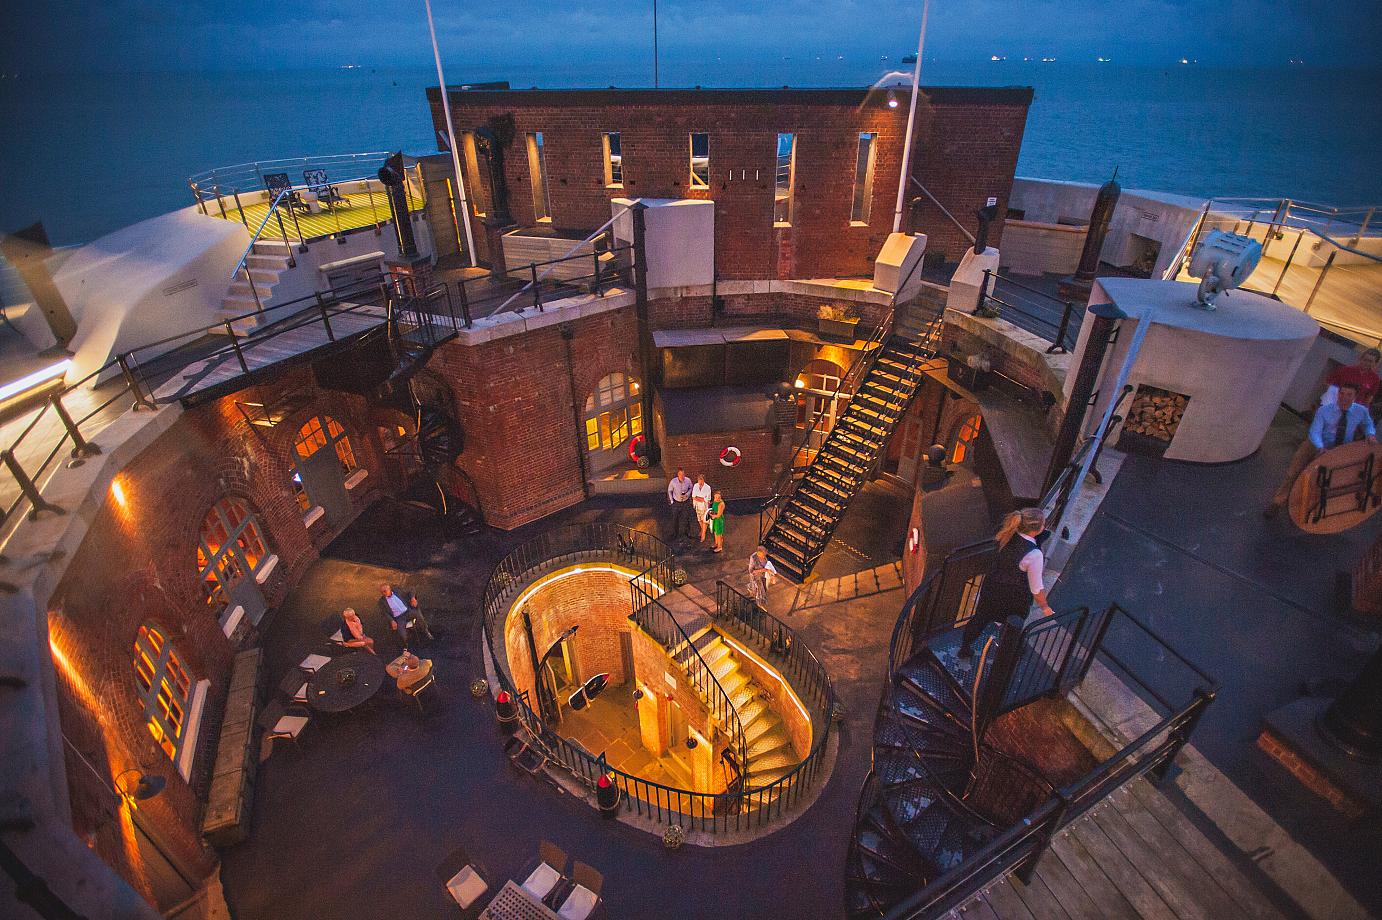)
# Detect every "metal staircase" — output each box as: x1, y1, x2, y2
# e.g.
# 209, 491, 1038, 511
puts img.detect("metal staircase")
762, 310, 944, 582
